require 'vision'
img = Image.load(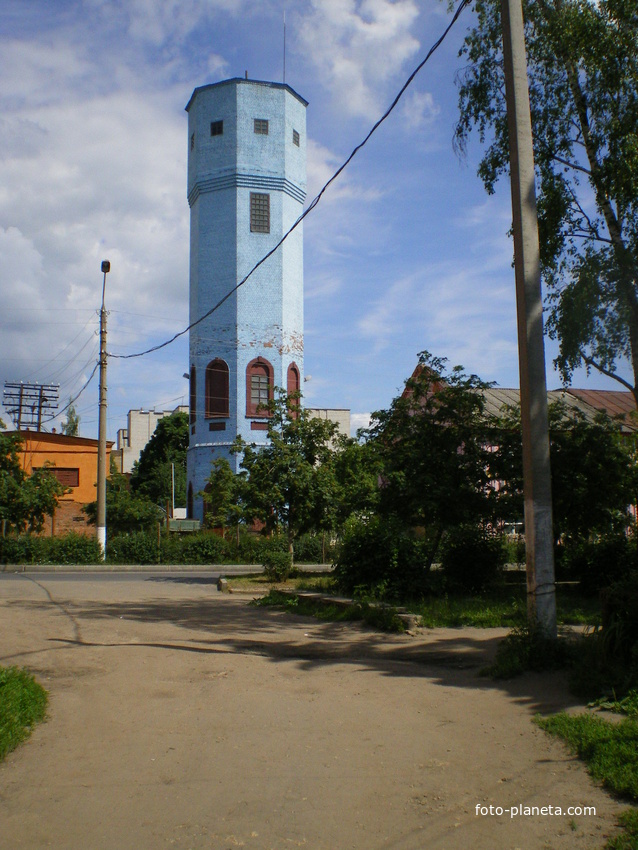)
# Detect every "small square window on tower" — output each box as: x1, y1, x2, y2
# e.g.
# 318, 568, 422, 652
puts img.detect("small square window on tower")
292, 129, 300, 147
250, 192, 270, 233
254, 118, 269, 135
210, 120, 223, 136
